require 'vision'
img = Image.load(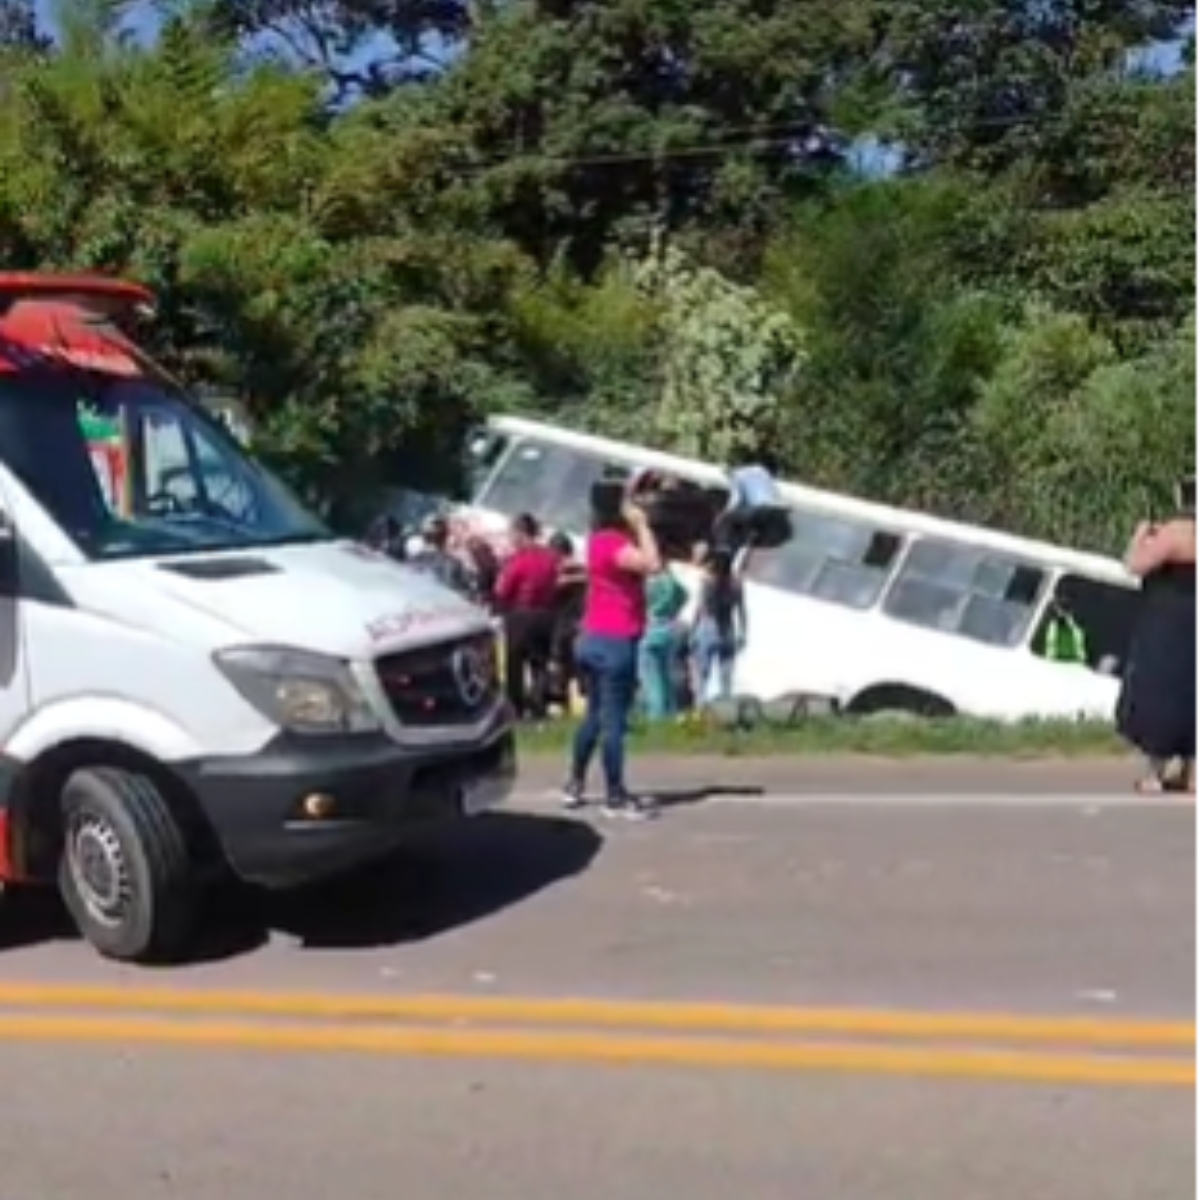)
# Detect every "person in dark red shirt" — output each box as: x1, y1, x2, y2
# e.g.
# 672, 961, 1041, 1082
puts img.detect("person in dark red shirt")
494, 513, 560, 719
